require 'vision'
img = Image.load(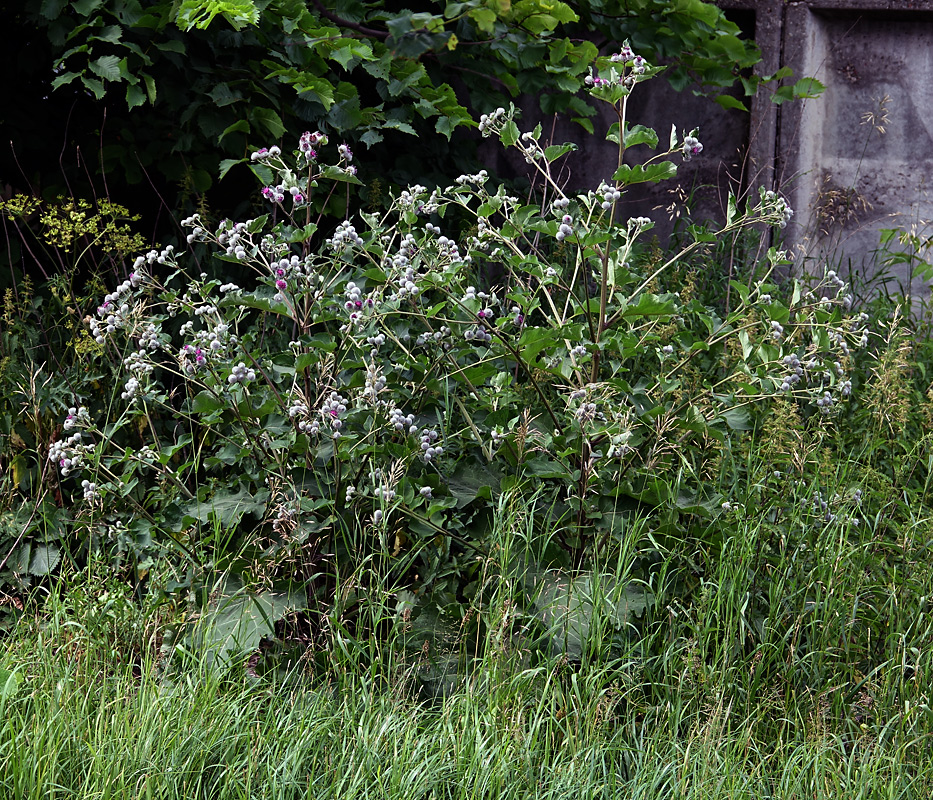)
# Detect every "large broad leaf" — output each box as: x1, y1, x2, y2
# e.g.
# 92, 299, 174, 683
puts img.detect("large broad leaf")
531, 570, 650, 658
615, 293, 677, 320
89, 54, 121, 82
622, 123, 659, 150
180, 575, 305, 670
184, 485, 267, 529
447, 462, 501, 508
29, 543, 61, 576
0, 668, 23, 704
613, 161, 678, 185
